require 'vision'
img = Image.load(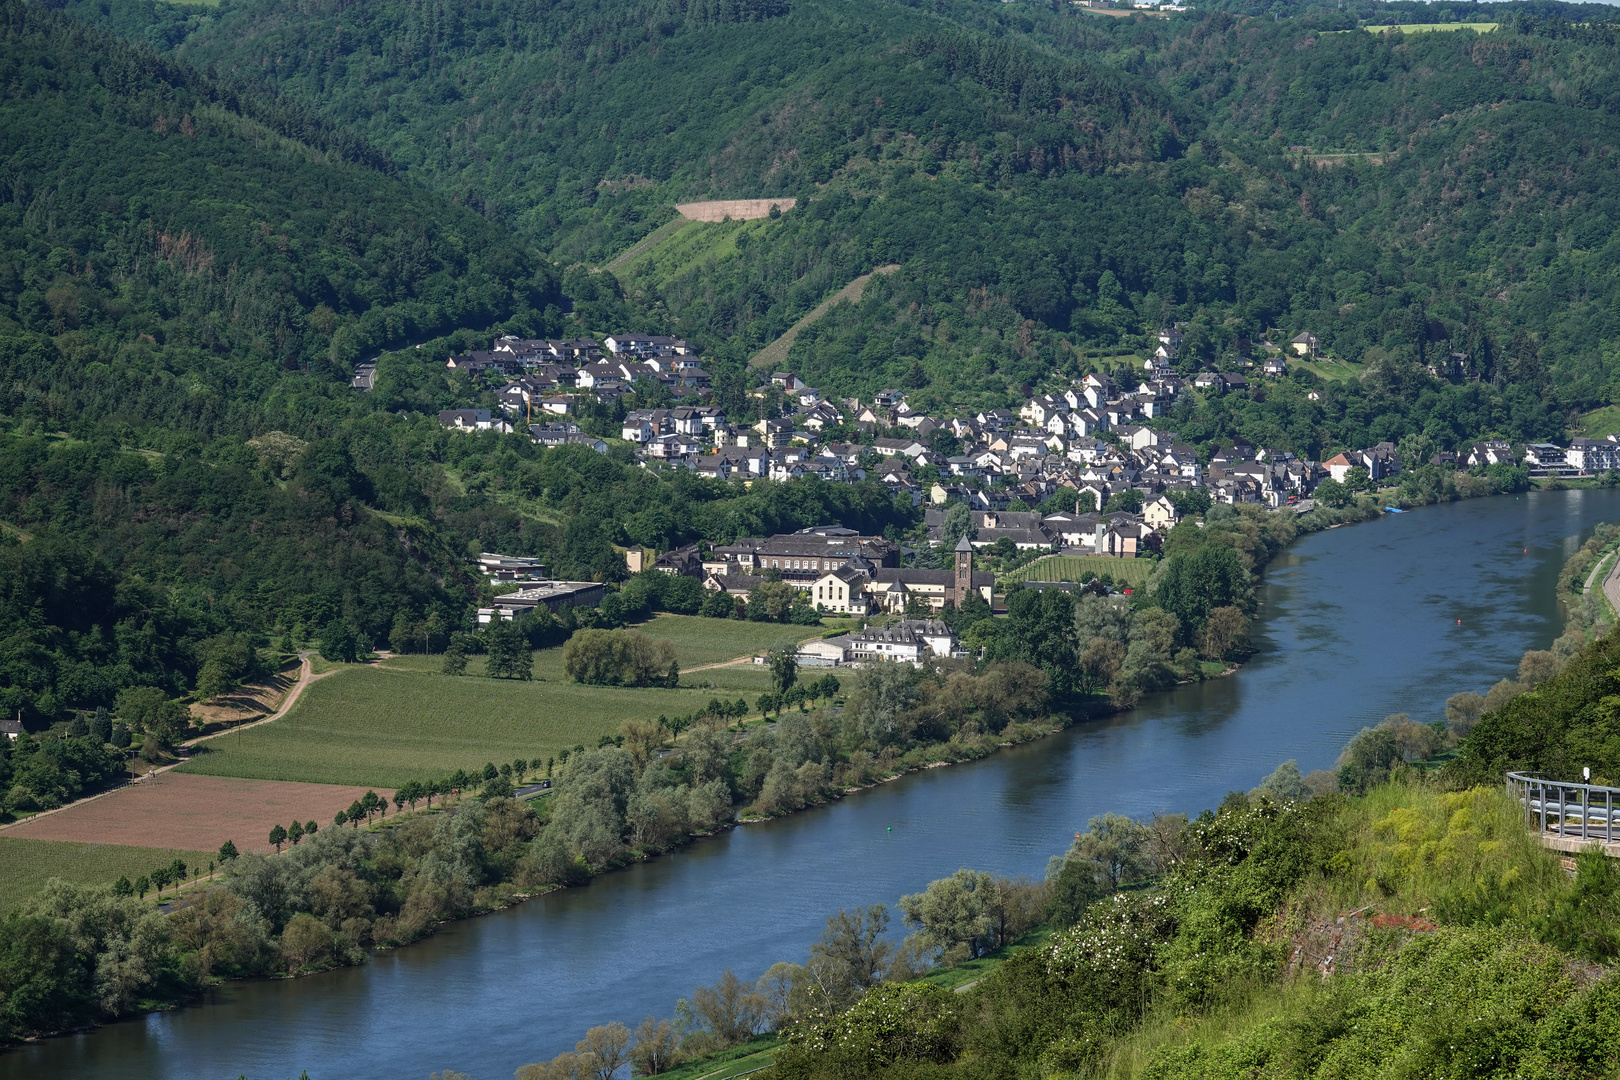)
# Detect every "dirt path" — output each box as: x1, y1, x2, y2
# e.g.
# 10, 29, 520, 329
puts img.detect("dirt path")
749, 265, 900, 371
683, 657, 755, 674
183, 655, 335, 749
